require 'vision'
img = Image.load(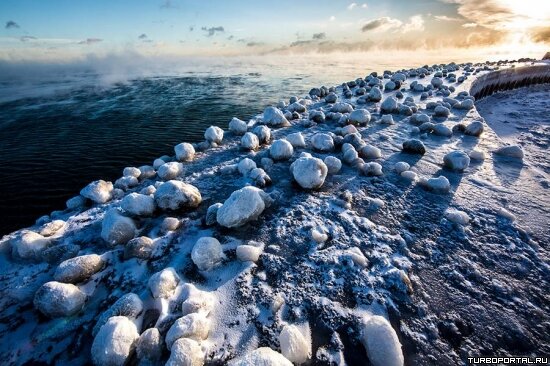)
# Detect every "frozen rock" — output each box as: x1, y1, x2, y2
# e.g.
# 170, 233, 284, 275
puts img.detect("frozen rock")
140, 185, 156, 195
91, 316, 139, 366
361, 315, 404, 366
433, 124, 452, 137
121, 193, 155, 216
217, 186, 267, 227
166, 338, 204, 366
380, 114, 394, 125
238, 158, 257, 176
250, 168, 271, 187
136, 328, 163, 363
311, 133, 334, 152
228, 347, 292, 366
115, 176, 139, 190
325, 92, 338, 103
80, 180, 114, 204
380, 97, 398, 114
443, 150, 470, 171
139, 165, 156, 179
341, 125, 358, 136
400, 170, 418, 181
345, 247, 368, 267
66, 195, 86, 210
331, 102, 353, 113
205, 126, 224, 144
124, 236, 155, 259
157, 162, 184, 181
309, 110, 325, 123
464, 121, 484, 136
420, 176, 450, 193
495, 145, 524, 159
394, 162, 410, 174
457, 99, 474, 110
270, 139, 294, 161
241, 132, 259, 150
165, 313, 211, 348
39, 220, 66, 237
253, 125, 272, 144
497, 207, 516, 221
343, 148, 359, 165
311, 228, 328, 244
34, 281, 86, 317
360, 145, 382, 159
229, 117, 248, 135
175, 143, 195, 162
361, 162, 383, 176
153, 158, 166, 169
161, 217, 181, 232
289, 102, 306, 113
154, 180, 202, 210
180, 283, 215, 316
434, 105, 450, 117
286, 132, 306, 148
348, 109, 371, 125
148, 267, 180, 299
263, 106, 290, 127
191, 237, 225, 271
290, 157, 328, 189
12, 231, 51, 260
445, 208, 470, 225
324, 156, 342, 175
236, 244, 263, 262
410, 113, 430, 125
205, 203, 222, 226
279, 324, 311, 364
54, 254, 104, 284
402, 139, 426, 154
368, 87, 382, 102
123, 167, 141, 178
101, 209, 136, 246
469, 150, 485, 161
93, 293, 143, 336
